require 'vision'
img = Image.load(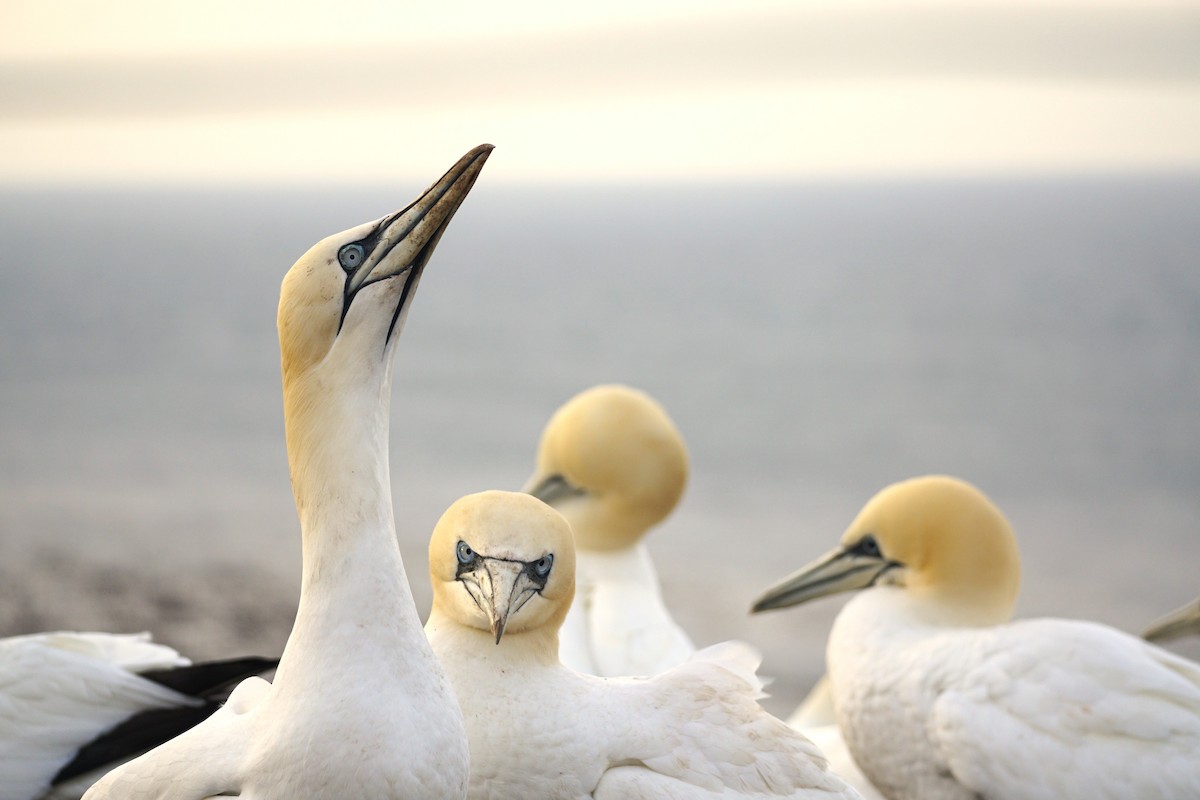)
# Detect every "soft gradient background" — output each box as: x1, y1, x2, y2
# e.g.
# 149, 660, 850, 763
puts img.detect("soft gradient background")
2, 0, 1199, 715
4, 0, 1200, 183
